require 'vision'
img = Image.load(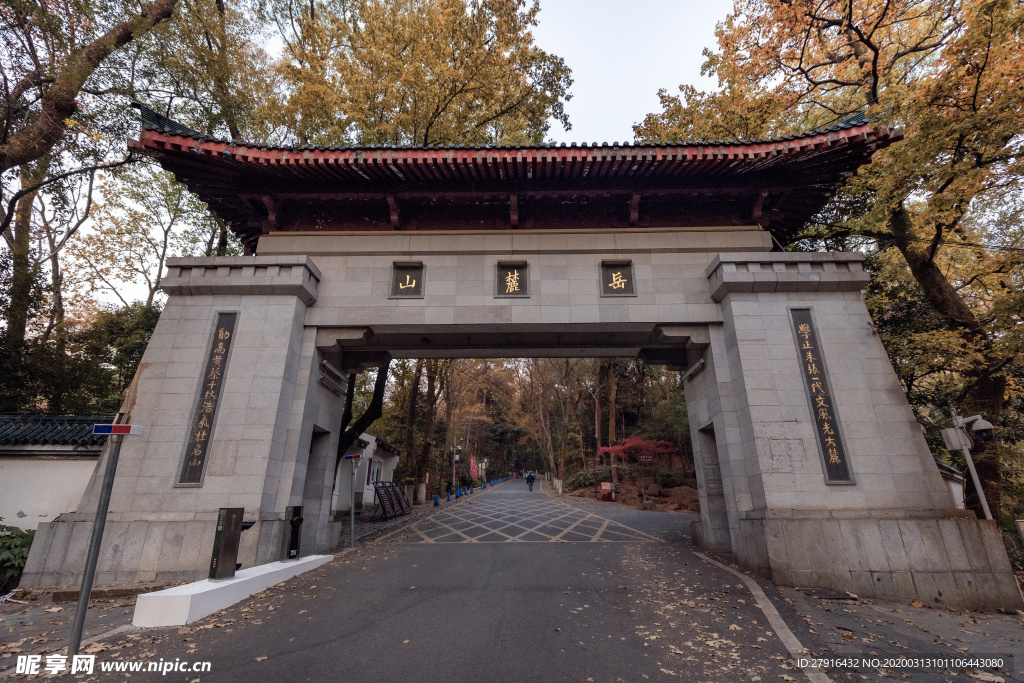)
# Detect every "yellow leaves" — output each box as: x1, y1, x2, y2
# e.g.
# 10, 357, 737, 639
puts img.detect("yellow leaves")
274, 0, 571, 146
